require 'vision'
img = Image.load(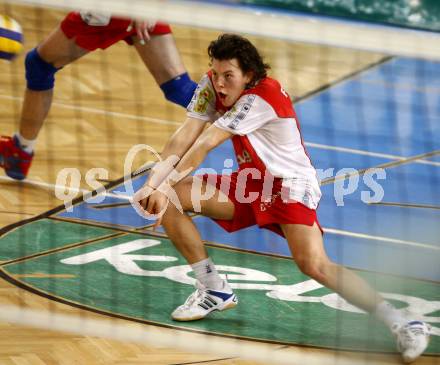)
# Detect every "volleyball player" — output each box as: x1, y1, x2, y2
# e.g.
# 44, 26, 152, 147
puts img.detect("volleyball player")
135, 34, 431, 364
0, 11, 196, 180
